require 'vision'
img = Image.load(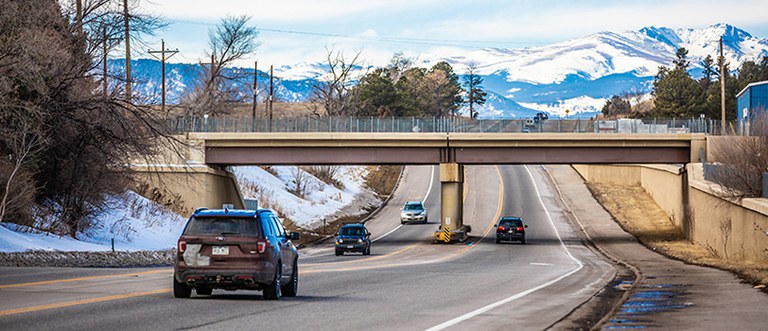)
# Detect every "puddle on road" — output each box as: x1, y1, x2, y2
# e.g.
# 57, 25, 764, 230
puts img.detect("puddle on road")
601, 282, 691, 330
